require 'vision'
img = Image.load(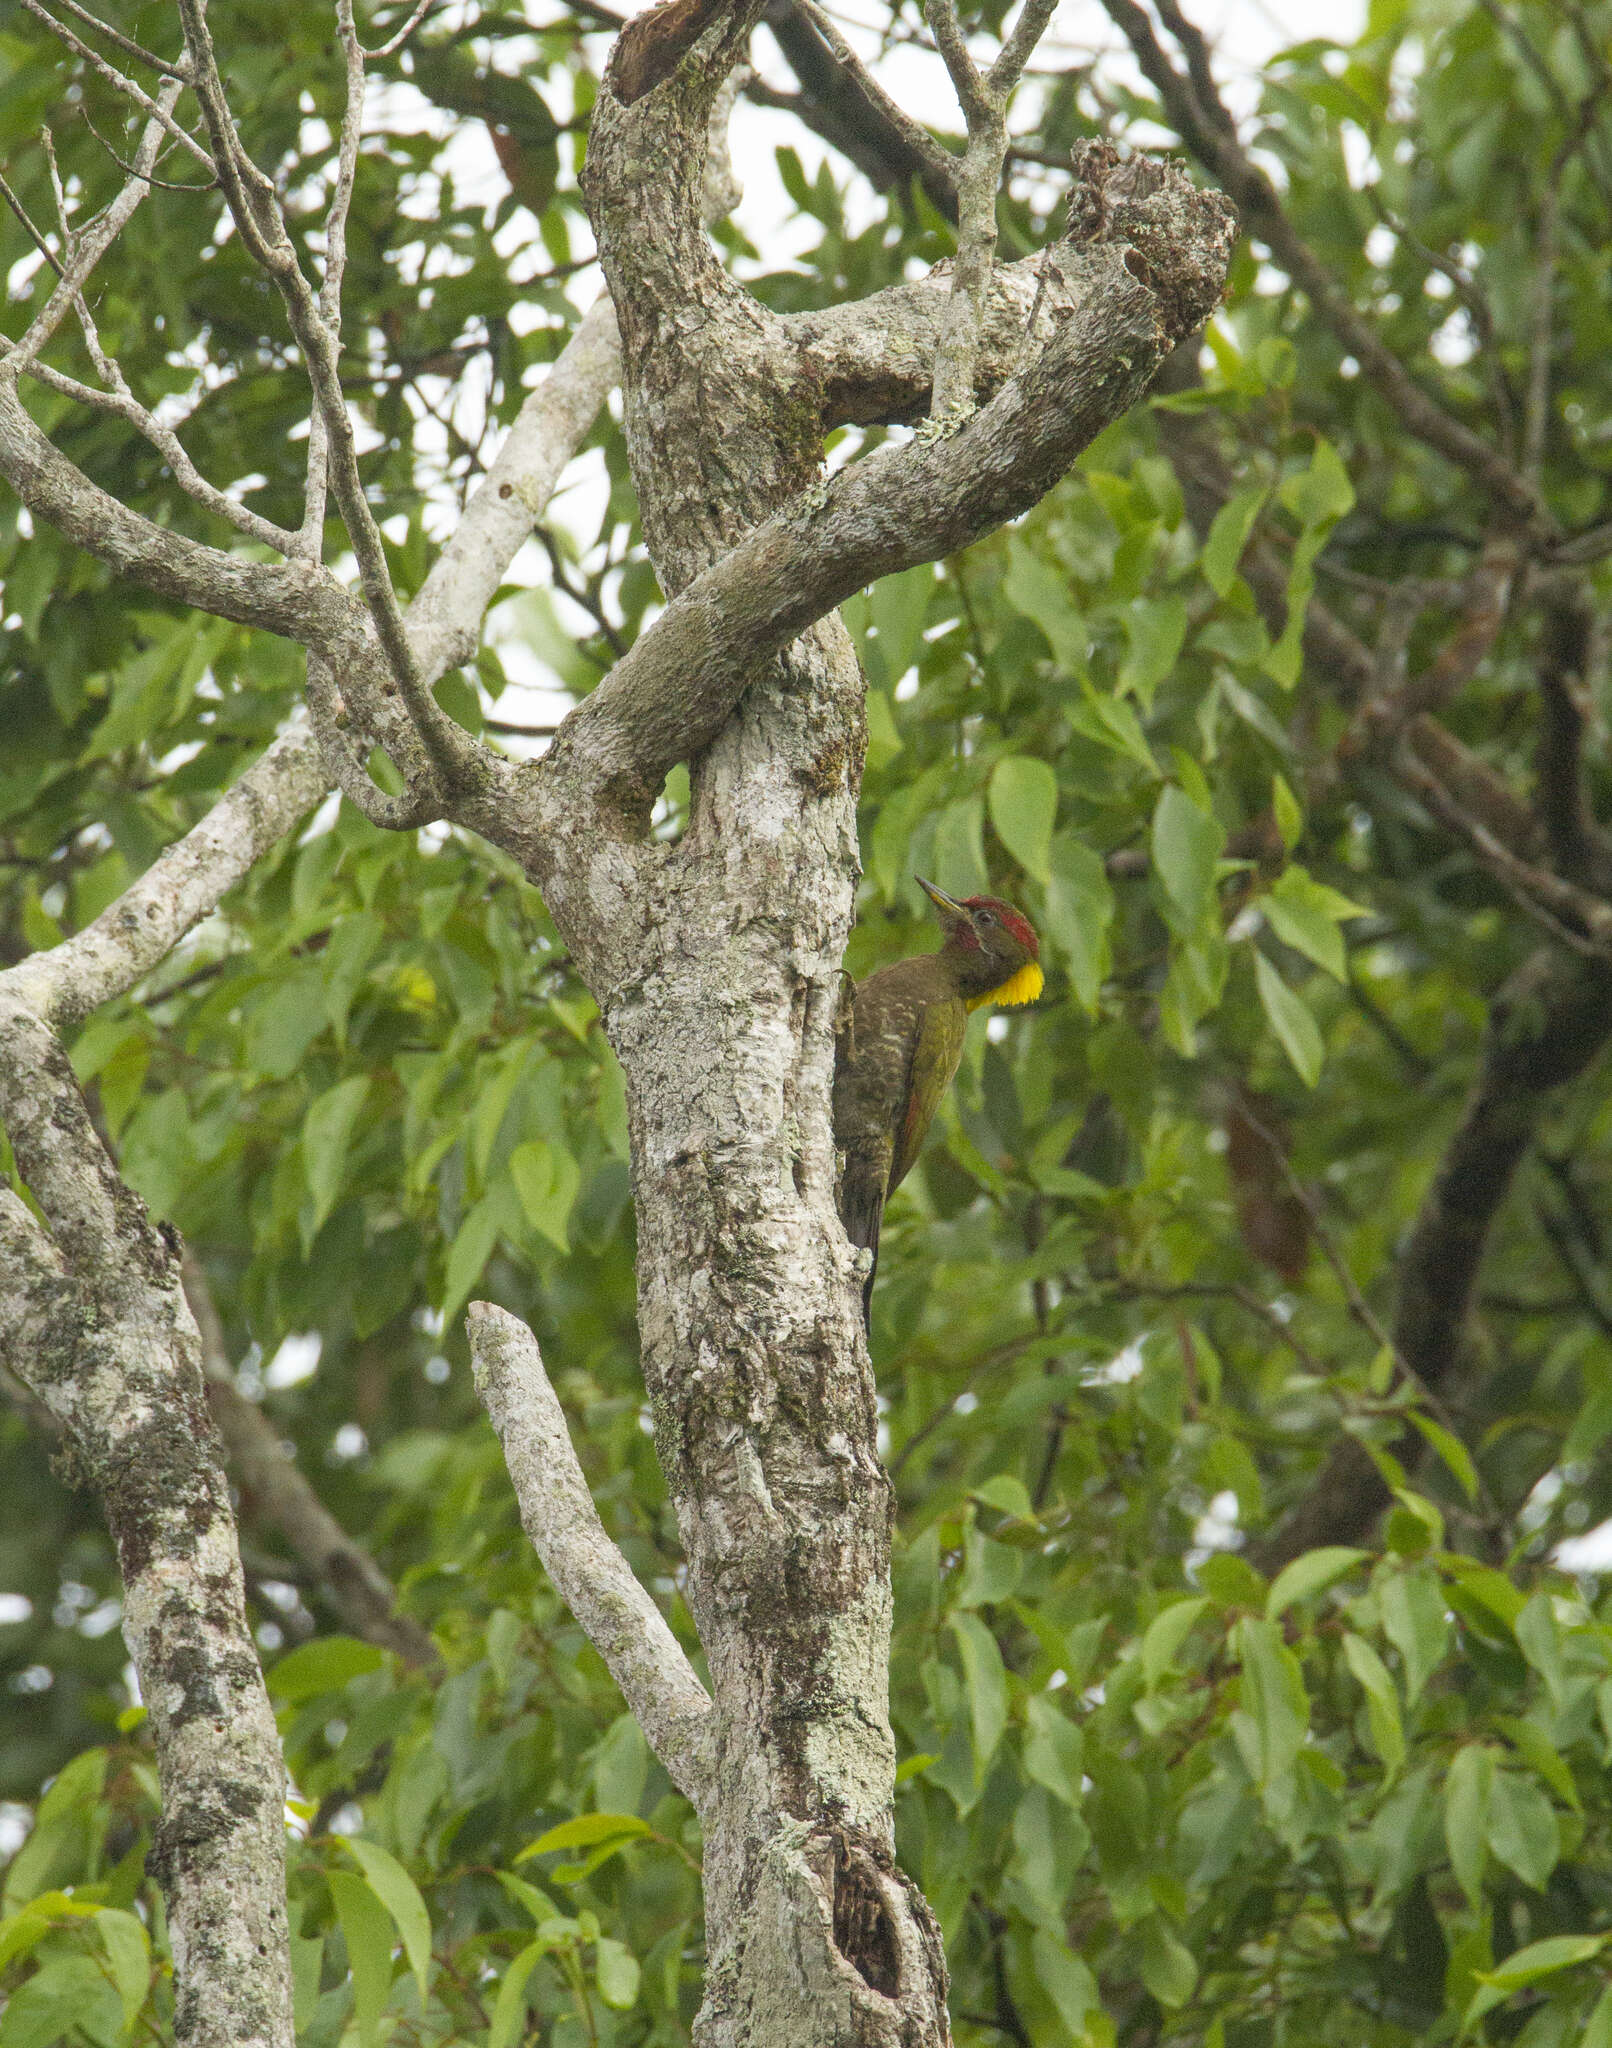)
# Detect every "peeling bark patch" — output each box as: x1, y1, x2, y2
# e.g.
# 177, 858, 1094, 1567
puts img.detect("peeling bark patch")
833, 1832, 901, 1998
